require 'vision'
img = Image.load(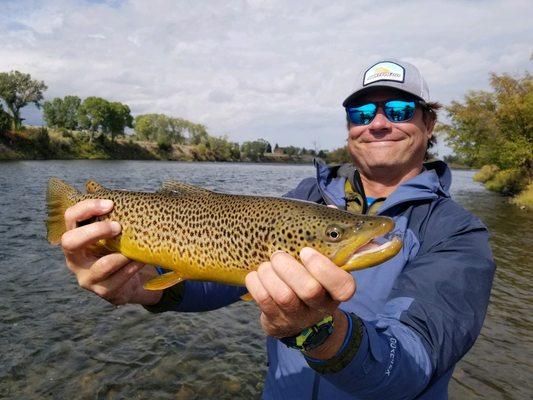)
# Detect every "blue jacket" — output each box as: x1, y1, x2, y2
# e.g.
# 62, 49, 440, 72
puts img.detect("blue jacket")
152, 160, 495, 400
